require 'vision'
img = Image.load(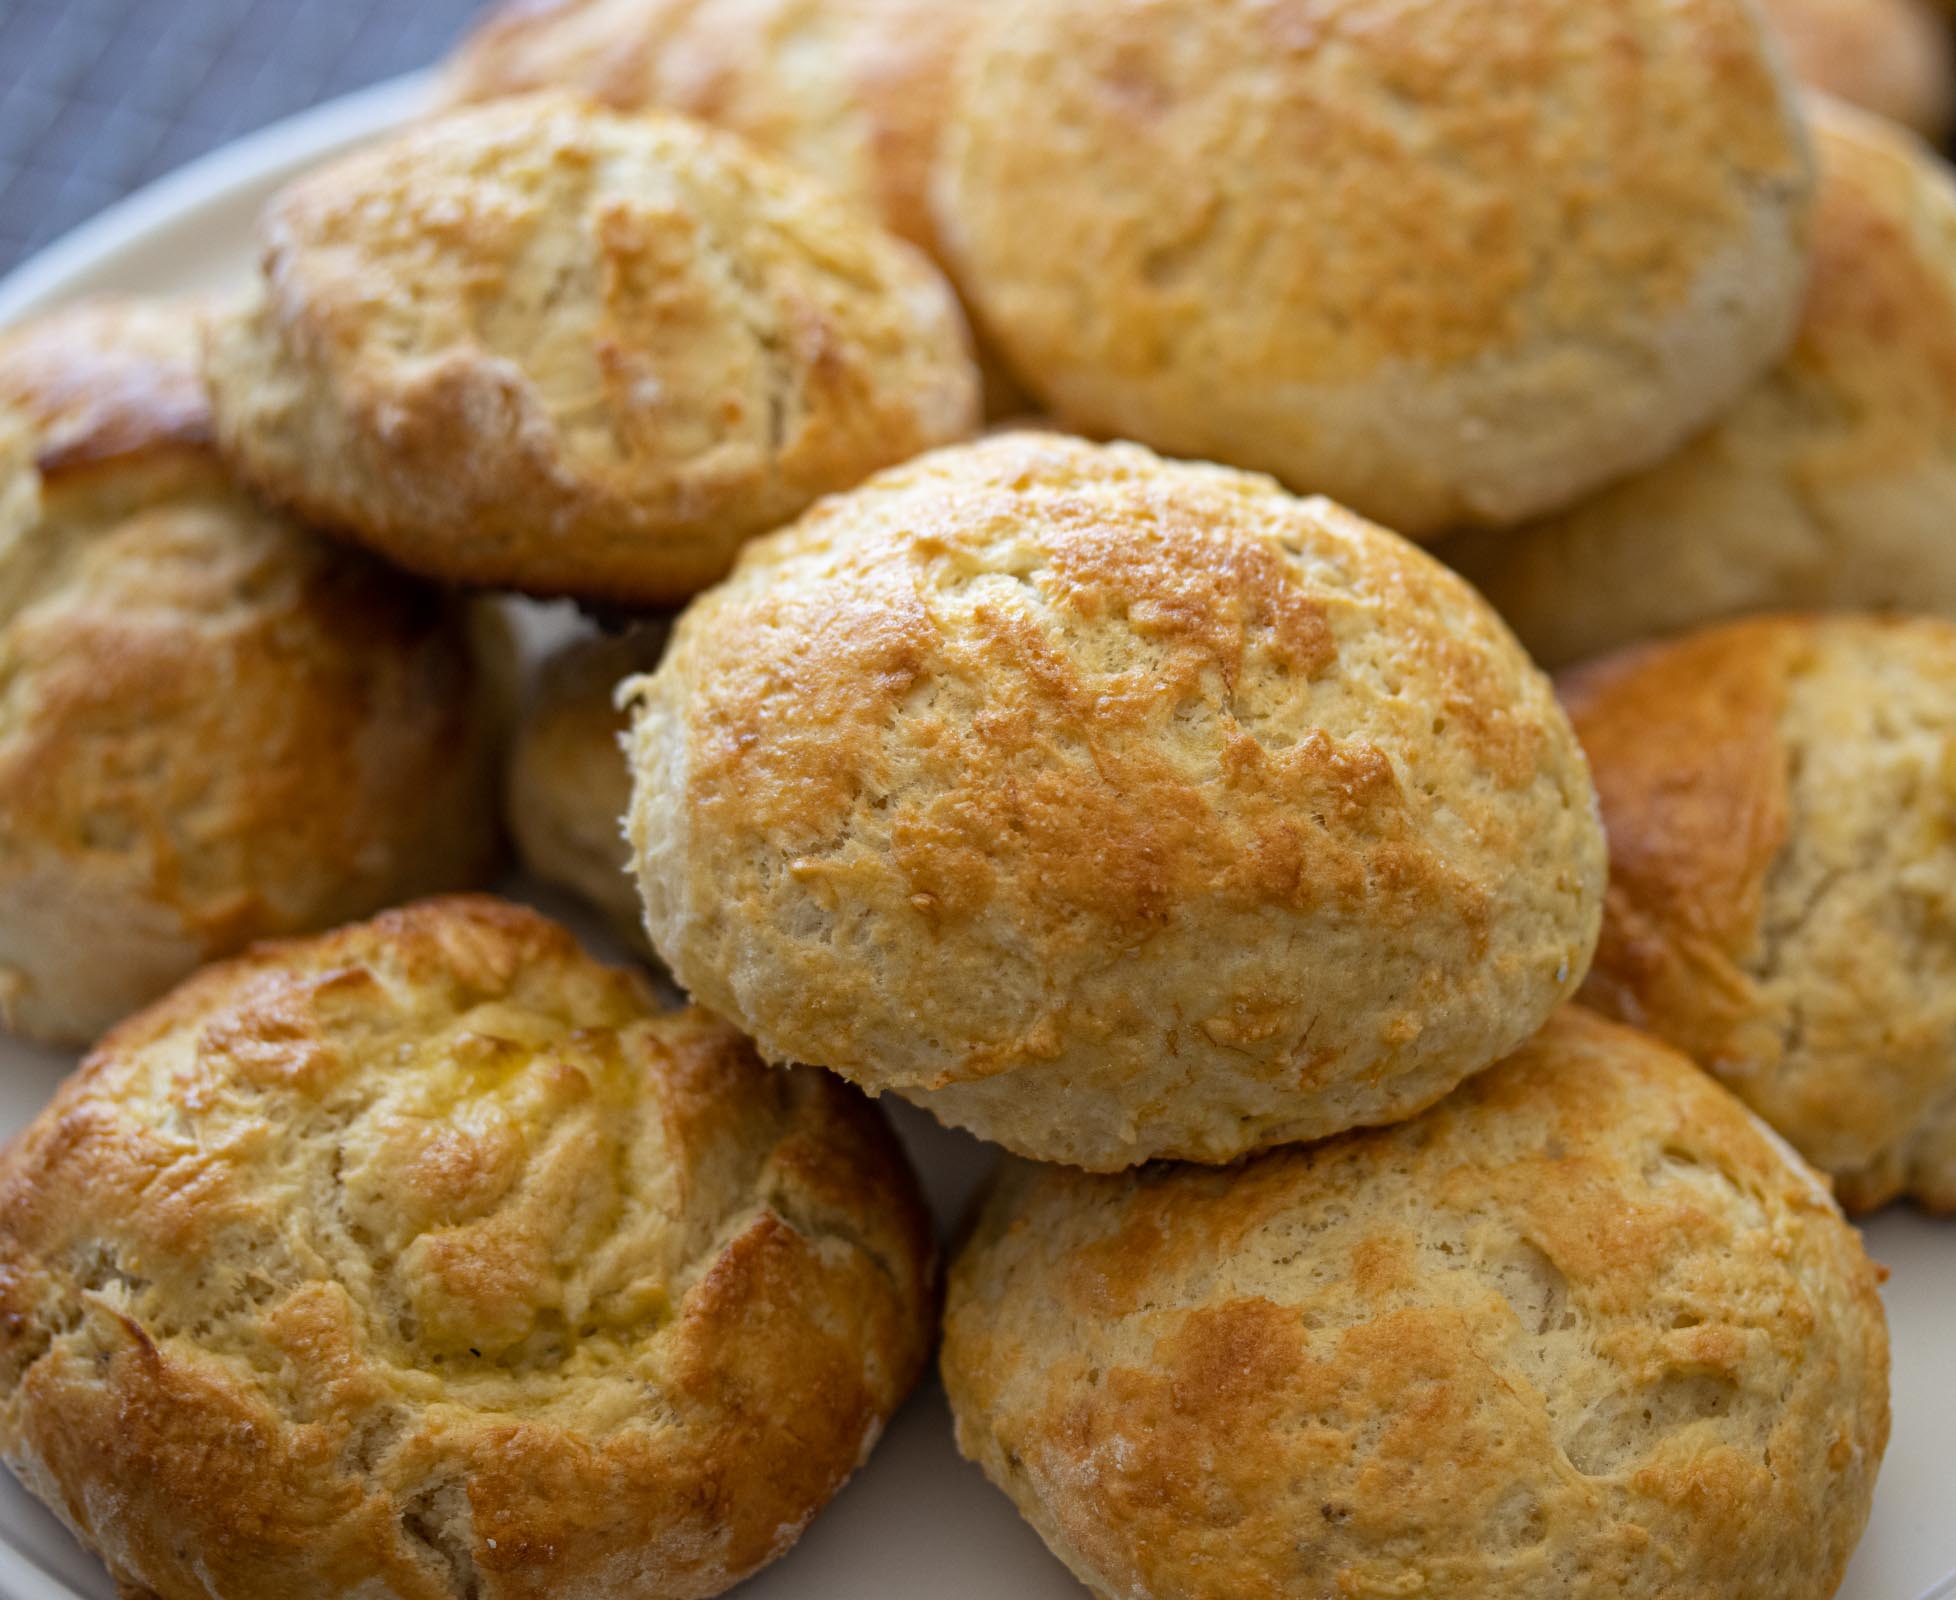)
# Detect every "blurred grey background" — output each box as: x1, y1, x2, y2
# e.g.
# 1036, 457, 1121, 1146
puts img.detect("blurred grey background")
0, 0, 486, 276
